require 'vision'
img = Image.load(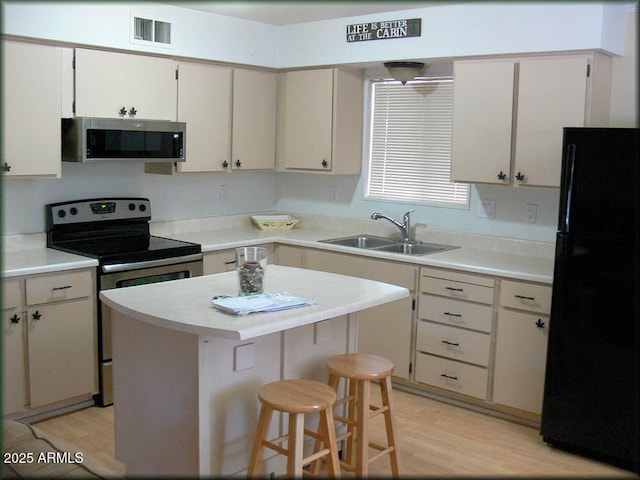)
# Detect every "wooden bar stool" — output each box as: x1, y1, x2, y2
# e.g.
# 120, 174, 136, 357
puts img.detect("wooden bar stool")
247, 379, 341, 478
324, 353, 401, 477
